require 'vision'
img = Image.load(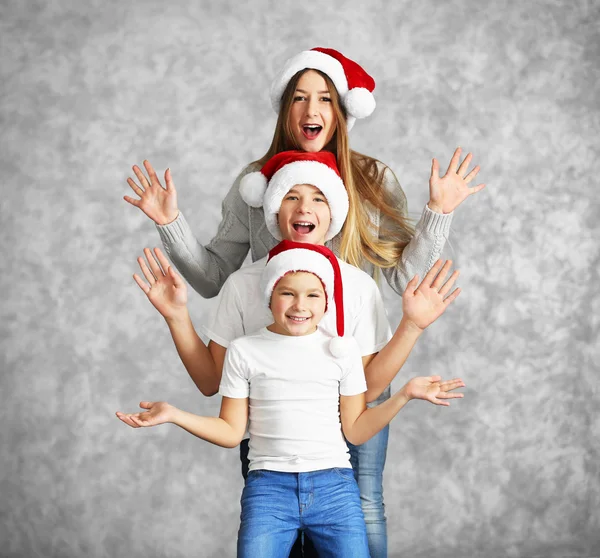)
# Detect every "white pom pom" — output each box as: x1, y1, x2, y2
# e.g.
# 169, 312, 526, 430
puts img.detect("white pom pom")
345, 88, 376, 119
330, 336, 351, 358
240, 172, 267, 207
